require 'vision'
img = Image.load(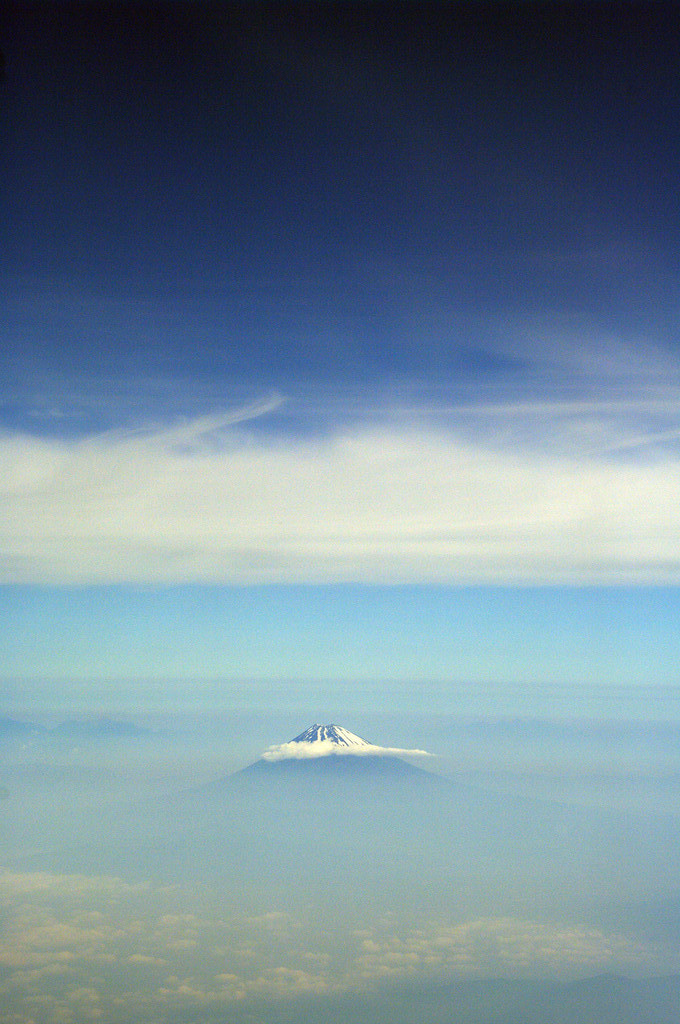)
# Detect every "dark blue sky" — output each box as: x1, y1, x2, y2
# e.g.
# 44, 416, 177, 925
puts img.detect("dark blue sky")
3, 2, 679, 419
